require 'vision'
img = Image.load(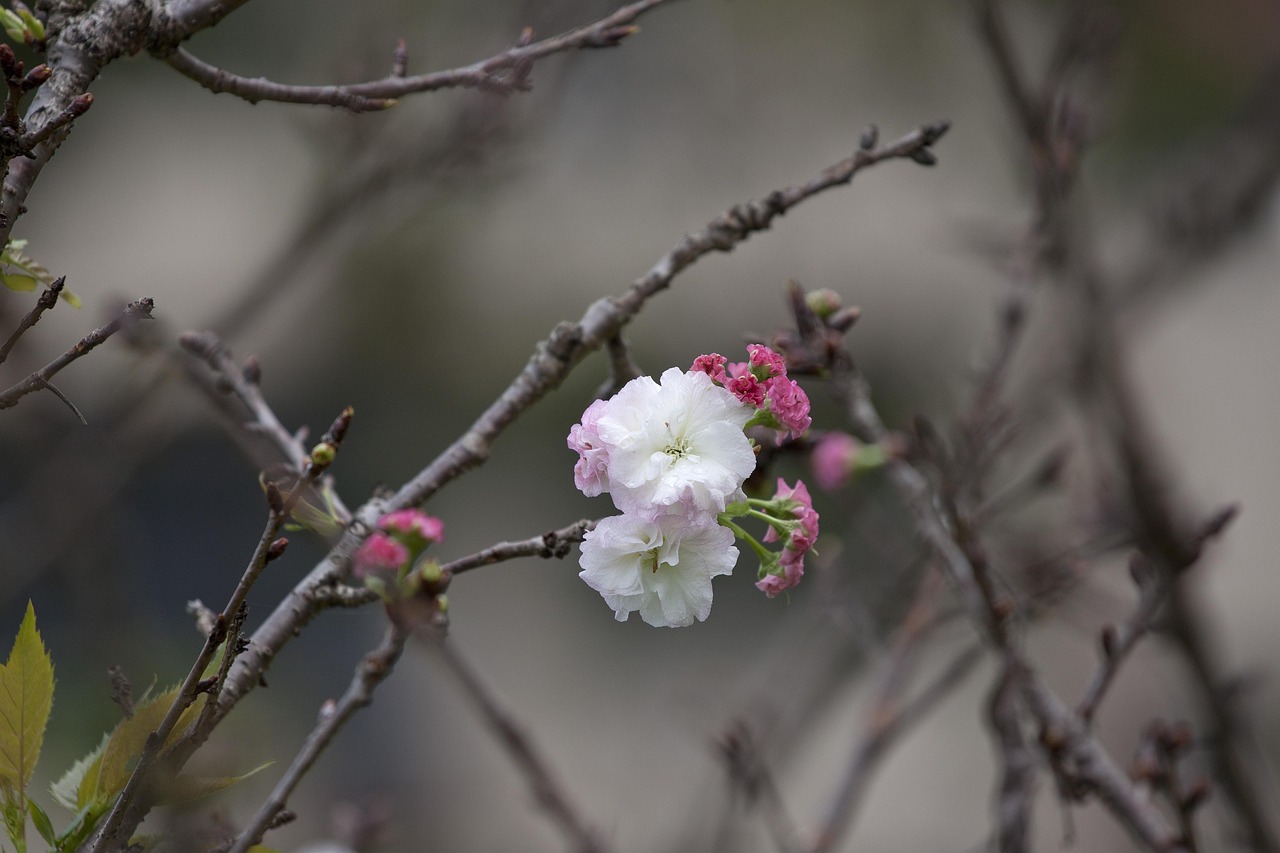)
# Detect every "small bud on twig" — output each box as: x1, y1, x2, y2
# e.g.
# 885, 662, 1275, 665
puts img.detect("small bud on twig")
265, 481, 283, 514
859, 124, 879, 150
266, 537, 289, 562
241, 354, 261, 385
69, 92, 93, 116
21, 64, 48, 91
